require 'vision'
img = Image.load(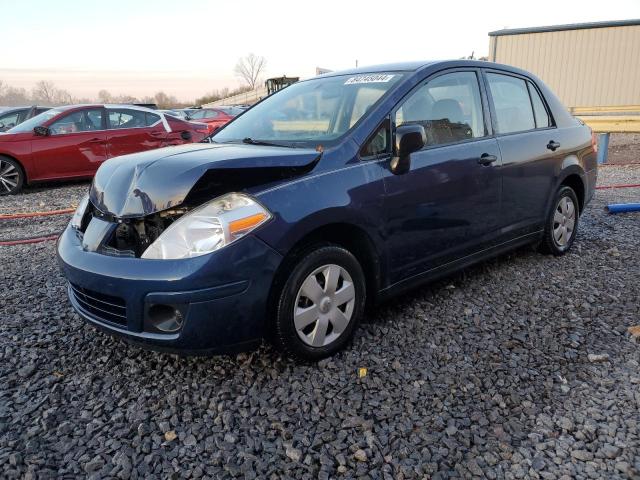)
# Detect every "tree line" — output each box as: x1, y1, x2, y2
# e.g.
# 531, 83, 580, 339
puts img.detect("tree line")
0, 53, 269, 109
0, 80, 192, 109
